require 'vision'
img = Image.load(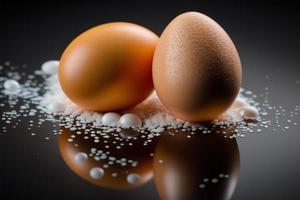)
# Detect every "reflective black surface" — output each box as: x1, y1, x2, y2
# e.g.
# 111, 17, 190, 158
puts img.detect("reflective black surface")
1, 1, 300, 199
154, 128, 240, 200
